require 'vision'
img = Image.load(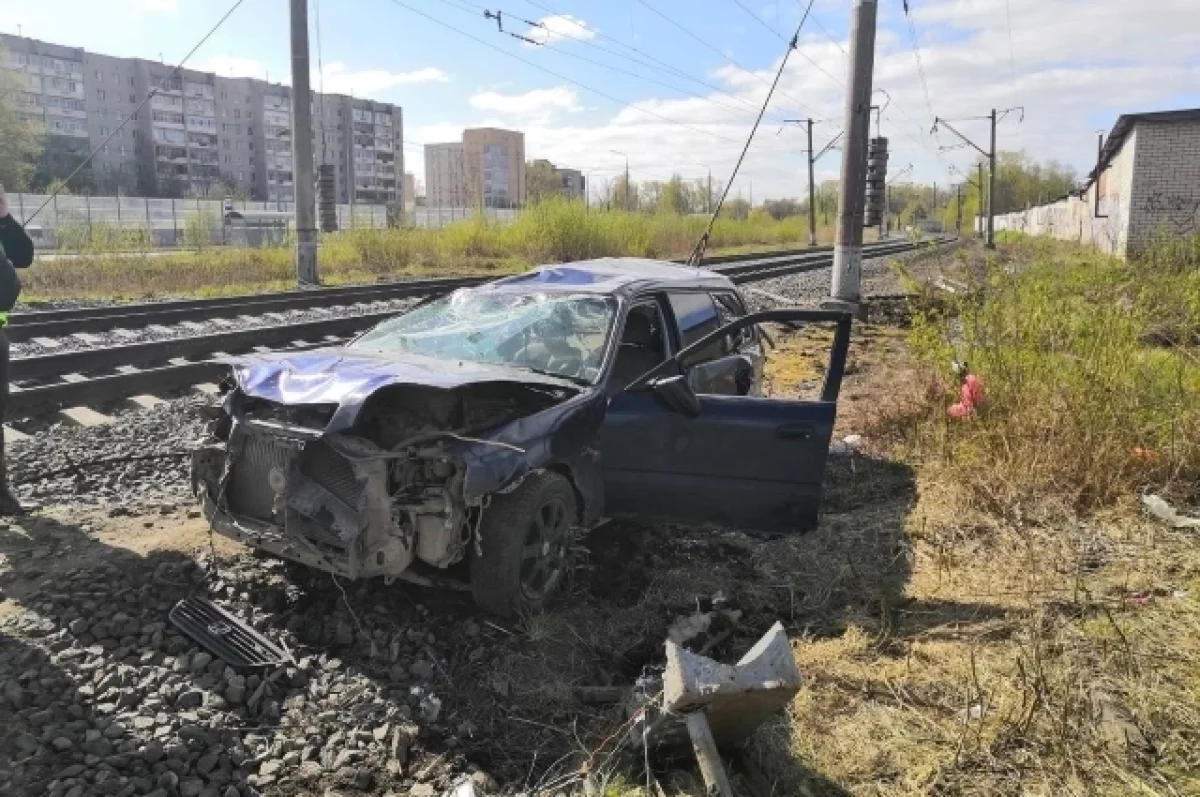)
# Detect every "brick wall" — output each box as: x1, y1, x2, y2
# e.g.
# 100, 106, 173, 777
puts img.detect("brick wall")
993, 115, 1200, 258
1127, 118, 1200, 252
